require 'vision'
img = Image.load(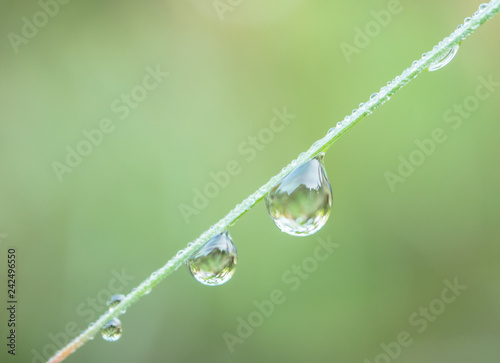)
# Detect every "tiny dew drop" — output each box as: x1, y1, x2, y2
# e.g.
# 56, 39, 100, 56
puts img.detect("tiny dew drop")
101, 318, 122, 342
107, 294, 125, 312
428, 44, 459, 71
266, 153, 332, 236
187, 231, 237, 286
